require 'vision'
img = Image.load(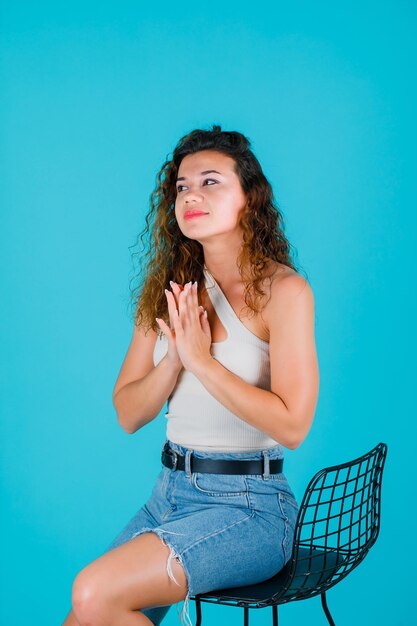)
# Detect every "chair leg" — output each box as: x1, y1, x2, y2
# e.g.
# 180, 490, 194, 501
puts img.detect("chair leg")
195, 598, 202, 626
321, 592, 335, 626
272, 604, 278, 625
244, 606, 249, 626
